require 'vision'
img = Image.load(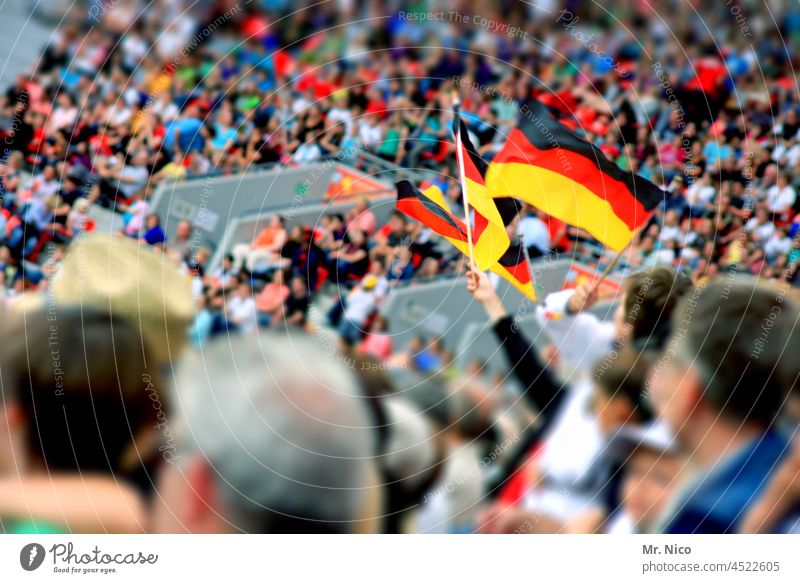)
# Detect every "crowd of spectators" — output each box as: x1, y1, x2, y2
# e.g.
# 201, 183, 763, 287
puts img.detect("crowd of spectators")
0, 0, 800, 534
